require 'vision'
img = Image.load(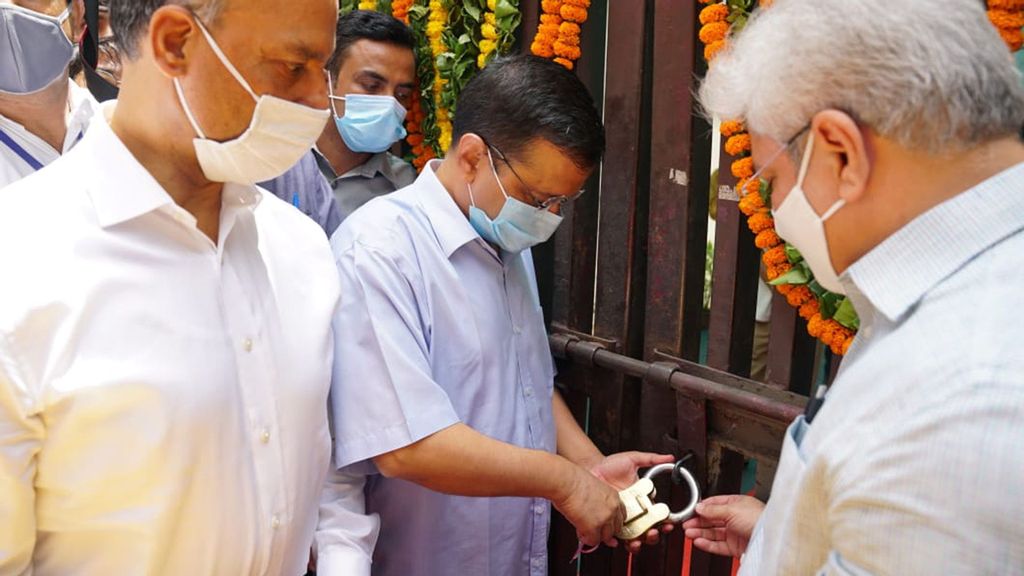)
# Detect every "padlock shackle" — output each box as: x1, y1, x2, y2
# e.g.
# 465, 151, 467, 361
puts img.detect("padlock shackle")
642, 462, 700, 524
